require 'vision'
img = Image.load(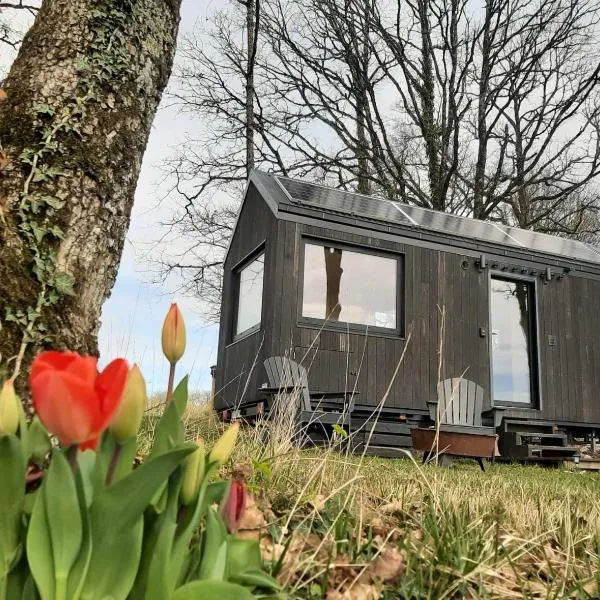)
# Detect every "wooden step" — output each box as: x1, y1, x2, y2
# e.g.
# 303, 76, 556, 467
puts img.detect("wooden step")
526, 445, 580, 458
516, 432, 568, 446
